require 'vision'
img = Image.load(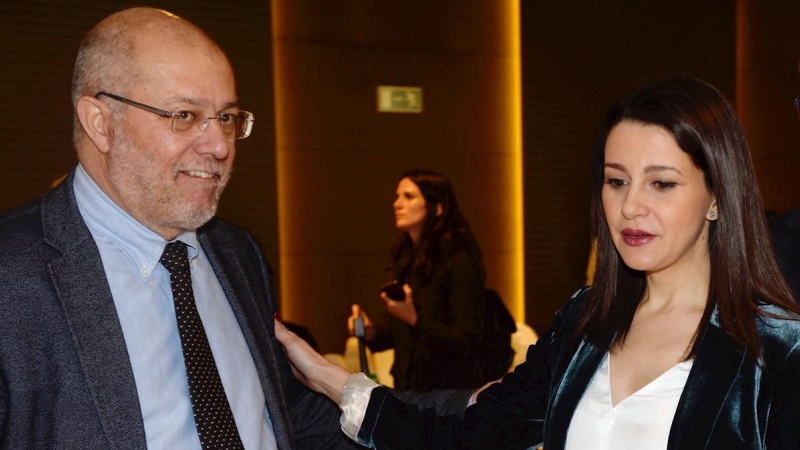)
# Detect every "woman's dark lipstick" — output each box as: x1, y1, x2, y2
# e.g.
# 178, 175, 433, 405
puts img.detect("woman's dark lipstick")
621, 228, 654, 246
